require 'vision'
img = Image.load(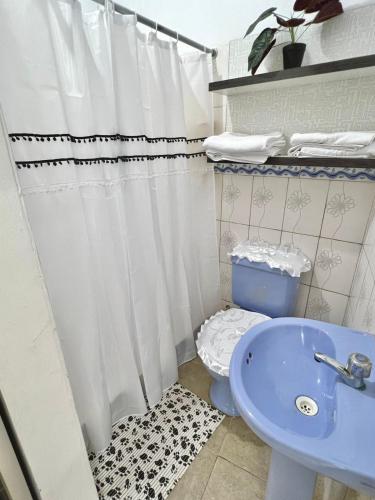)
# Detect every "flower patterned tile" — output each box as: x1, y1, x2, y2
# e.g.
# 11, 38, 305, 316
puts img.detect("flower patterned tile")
248, 226, 281, 246
363, 199, 375, 247
306, 287, 348, 325
362, 300, 375, 336
214, 173, 223, 220
294, 284, 310, 318
281, 232, 319, 285
312, 238, 361, 295
221, 174, 252, 225
363, 210, 375, 278
220, 262, 232, 303
360, 297, 375, 334
349, 297, 375, 335
358, 258, 374, 303
364, 244, 375, 280
345, 263, 375, 332
283, 178, 329, 236
321, 181, 375, 243
250, 176, 288, 231
344, 299, 356, 329
350, 249, 370, 301
219, 222, 249, 264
